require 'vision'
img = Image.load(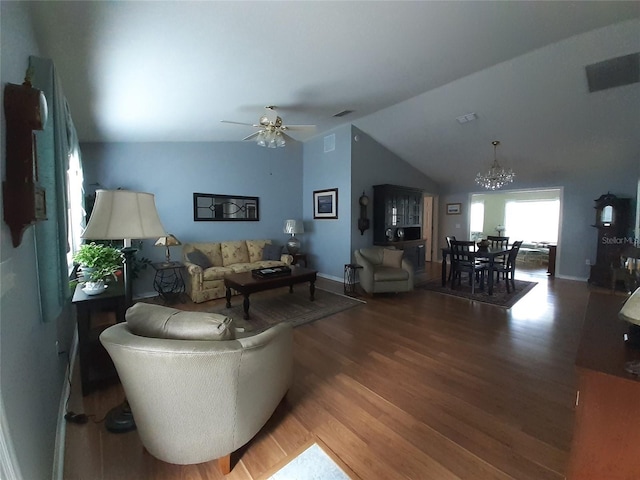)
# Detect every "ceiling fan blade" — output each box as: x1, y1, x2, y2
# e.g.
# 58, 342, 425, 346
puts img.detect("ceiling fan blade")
283, 125, 316, 131
242, 131, 261, 141
221, 120, 257, 127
